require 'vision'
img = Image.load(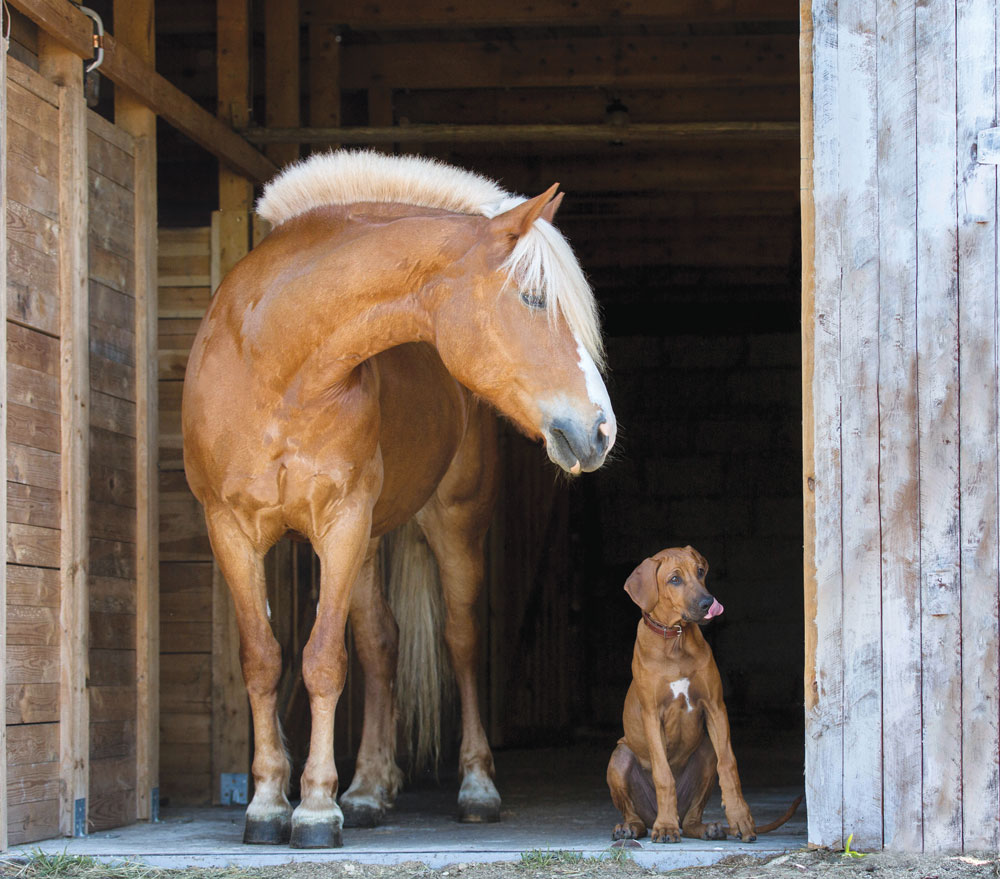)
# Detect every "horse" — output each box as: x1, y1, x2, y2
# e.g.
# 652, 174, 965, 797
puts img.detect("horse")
181, 150, 617, 848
